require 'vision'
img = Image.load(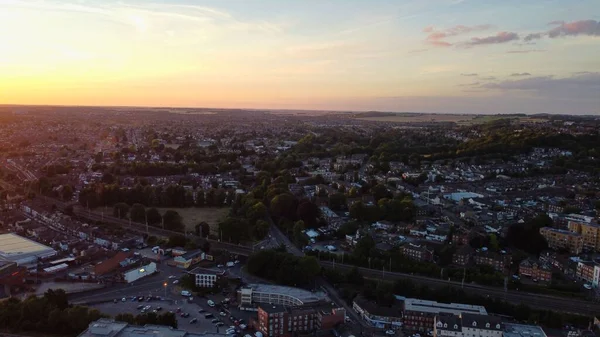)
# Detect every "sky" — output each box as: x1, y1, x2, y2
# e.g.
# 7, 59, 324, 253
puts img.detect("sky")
0, 0, 599, 114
